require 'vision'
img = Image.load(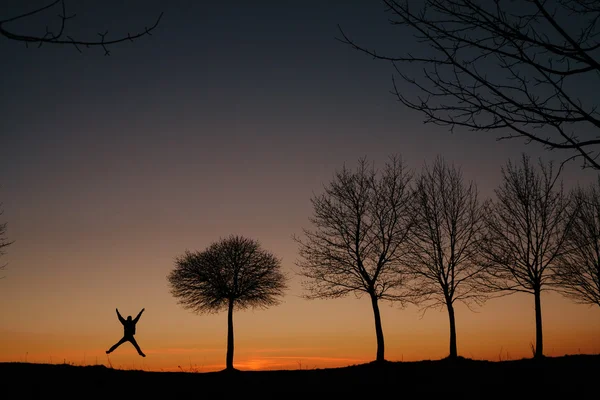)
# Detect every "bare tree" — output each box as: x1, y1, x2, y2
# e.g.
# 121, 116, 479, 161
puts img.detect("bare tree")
406, 155, 486, 359
1, 0, 163, 55
478, 154, 573, 358
554, 177, 600, 307
0, 202, 14, 279
294, 155, 413, 363
338, 0, 600, 170
167, 235, 287, 371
